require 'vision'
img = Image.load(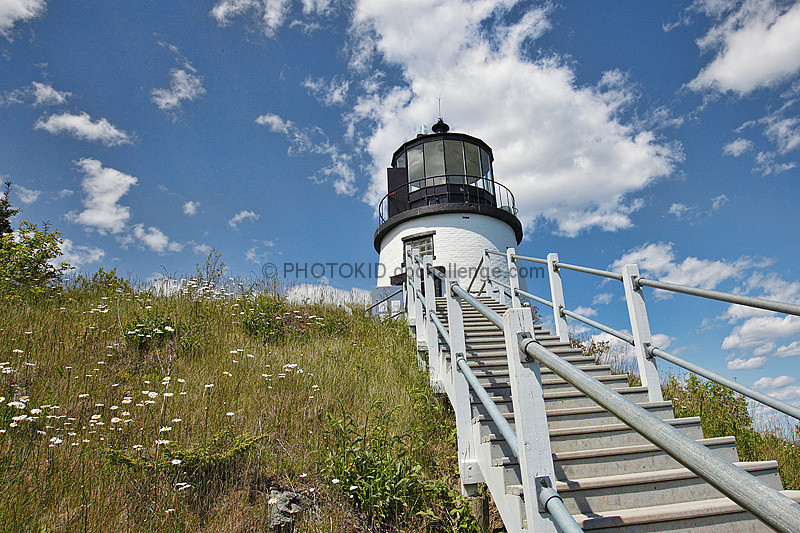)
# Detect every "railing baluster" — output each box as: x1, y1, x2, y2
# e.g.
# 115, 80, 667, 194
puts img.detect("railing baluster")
502, 308, 557, 531
445, 265, 484, 494
546, 253, 569, 342
423, 257, 443, 391
507, 248, 521, 308
622, 264, 663, 402
411, 252, 426, 369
